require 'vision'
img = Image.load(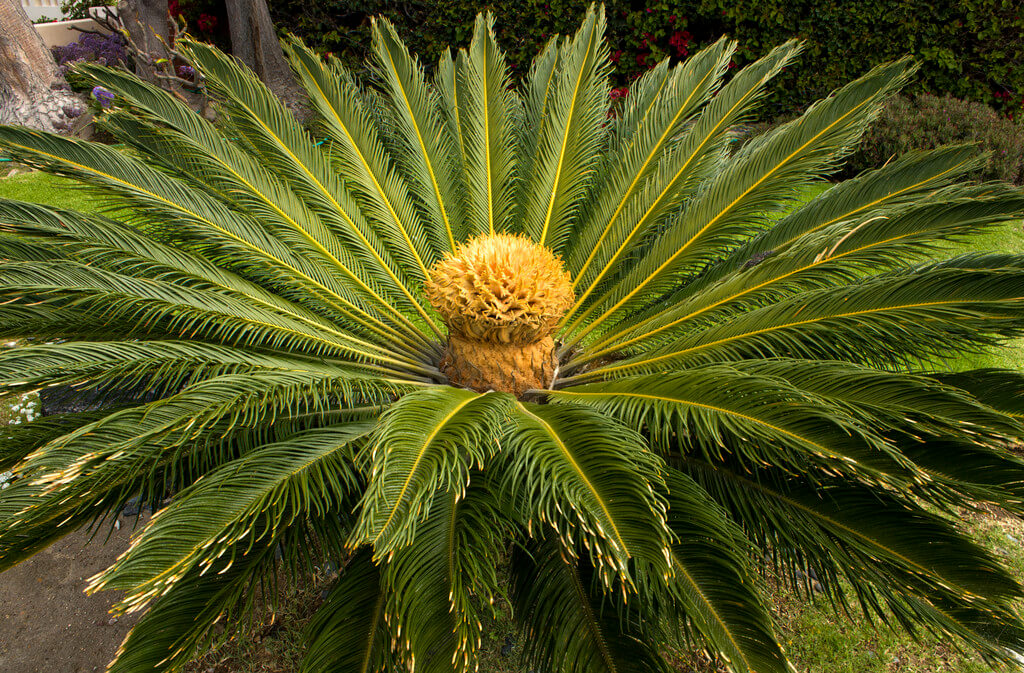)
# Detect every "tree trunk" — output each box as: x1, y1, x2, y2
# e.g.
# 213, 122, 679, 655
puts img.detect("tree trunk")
0, 0, 83, 133
117, 0, 171, 84
225, 0, 303, 108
